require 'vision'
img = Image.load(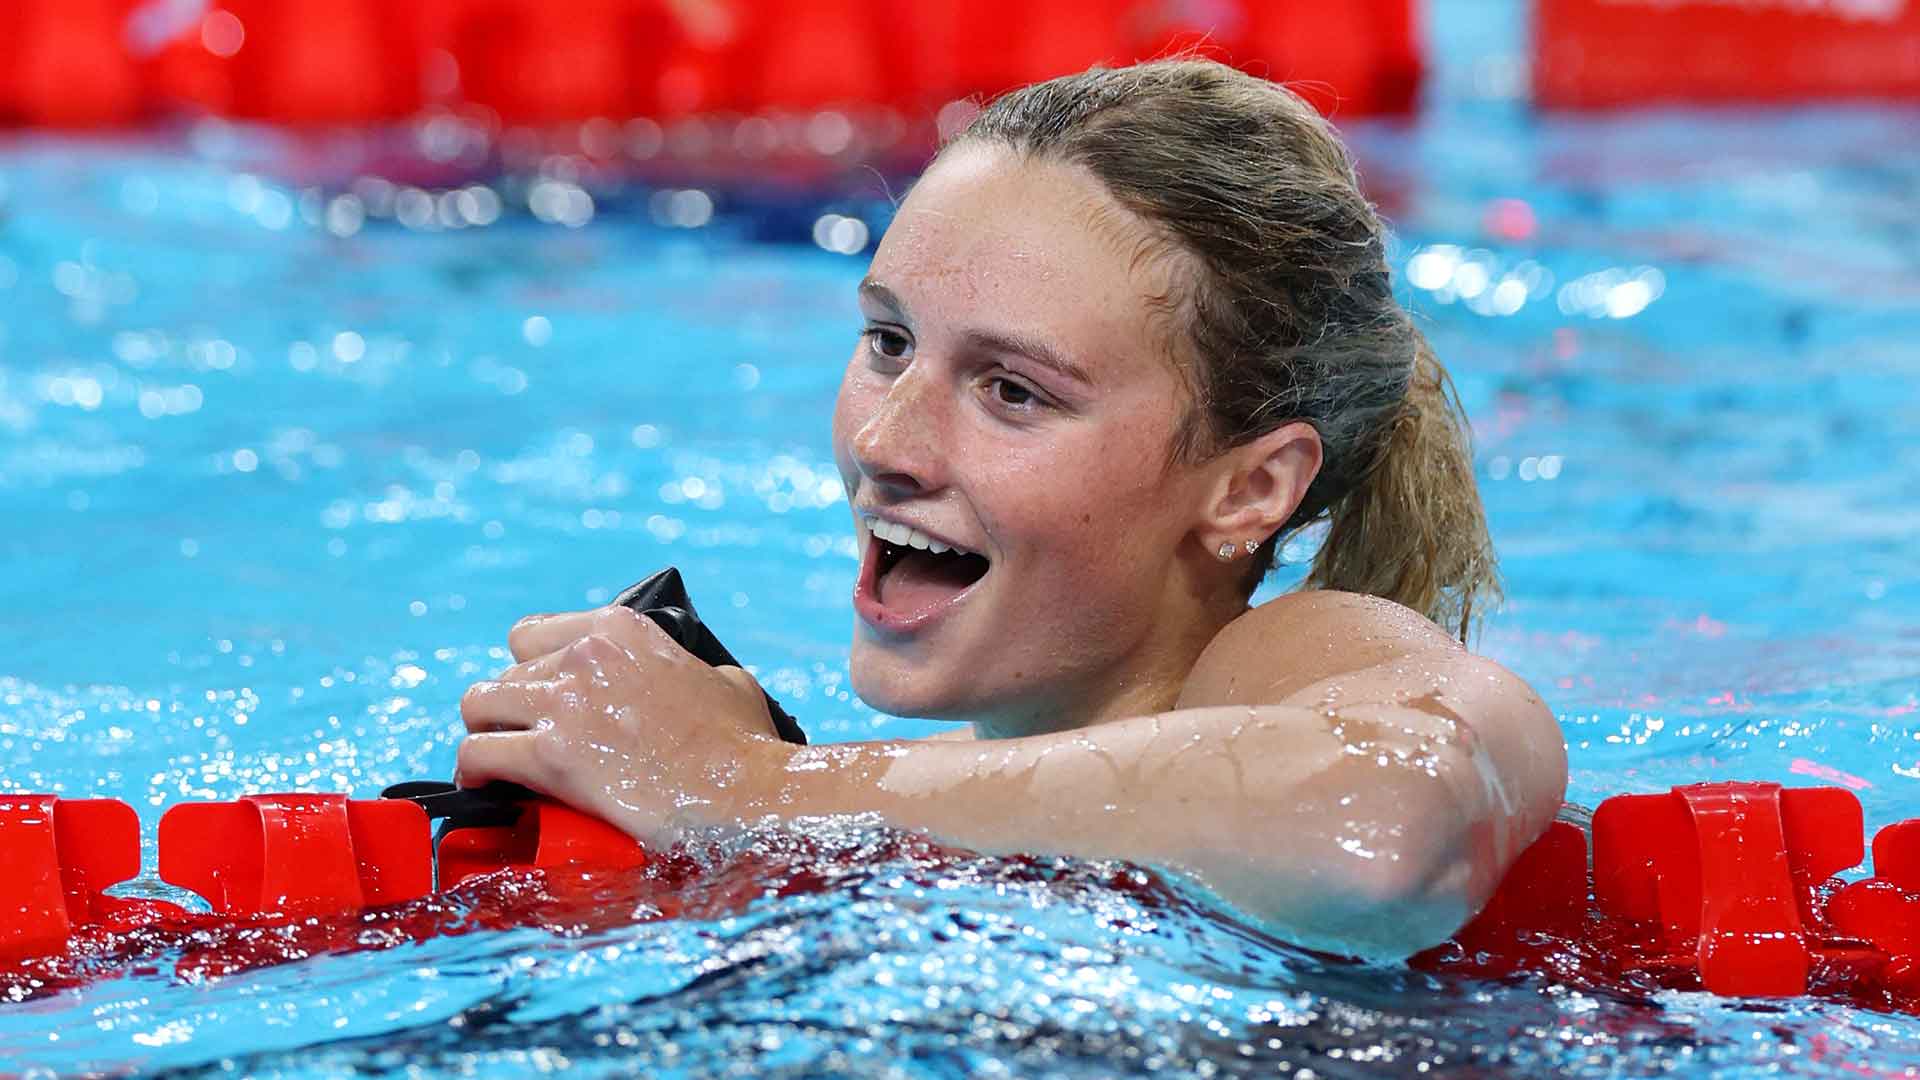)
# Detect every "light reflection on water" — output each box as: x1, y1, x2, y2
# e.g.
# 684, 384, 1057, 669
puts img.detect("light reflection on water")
4, 18, 1920, 1080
